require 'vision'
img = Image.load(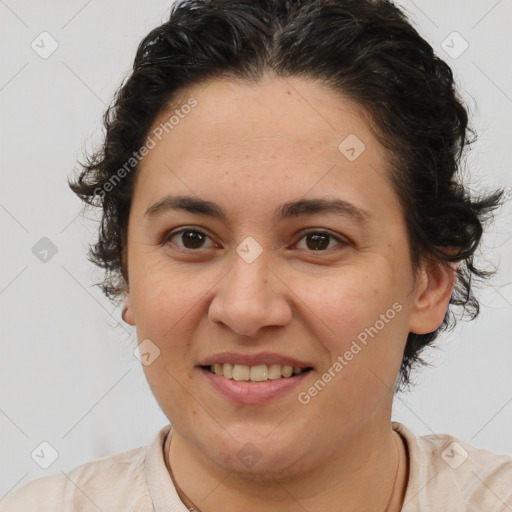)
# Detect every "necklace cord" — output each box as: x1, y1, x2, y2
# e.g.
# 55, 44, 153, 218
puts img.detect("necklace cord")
384, 432, 401, 512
